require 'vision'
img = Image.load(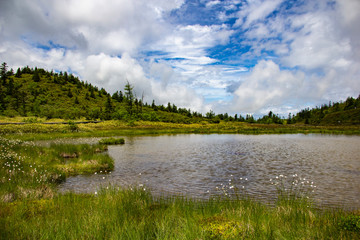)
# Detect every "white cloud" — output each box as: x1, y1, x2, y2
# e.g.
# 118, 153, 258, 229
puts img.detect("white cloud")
235, 0, 283, 28
206, 1, 221, 8
158, 24, 233, 59
232, 60, 305, 113
1, 0, 359, 116
282, 12, 352, 70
